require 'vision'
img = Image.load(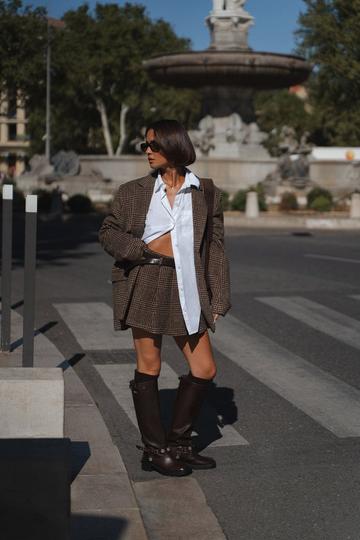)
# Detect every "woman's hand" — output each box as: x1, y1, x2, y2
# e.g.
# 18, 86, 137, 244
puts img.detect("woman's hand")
213, 313, 220, 323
